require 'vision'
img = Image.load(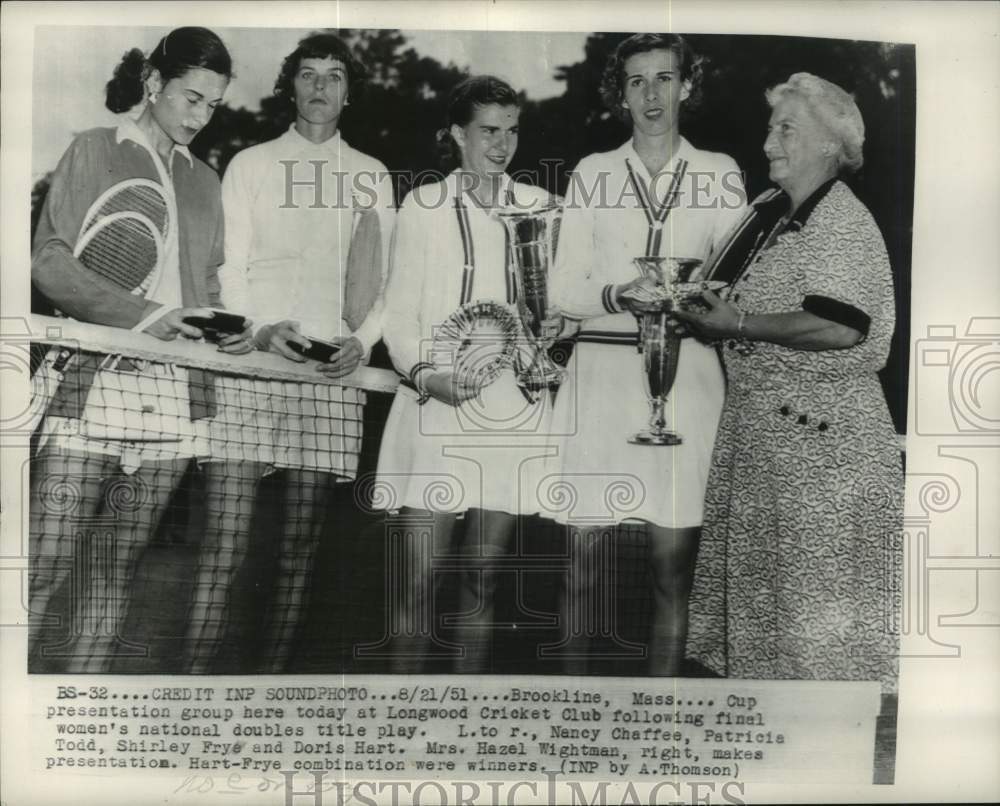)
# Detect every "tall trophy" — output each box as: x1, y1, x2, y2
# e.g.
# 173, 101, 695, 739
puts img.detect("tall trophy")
495, 202, 566, 399
626, 256, 726, 445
